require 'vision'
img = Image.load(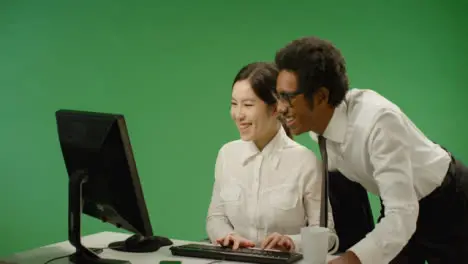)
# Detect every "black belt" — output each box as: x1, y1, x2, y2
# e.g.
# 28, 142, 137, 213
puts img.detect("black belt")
424, 150, 468, 205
